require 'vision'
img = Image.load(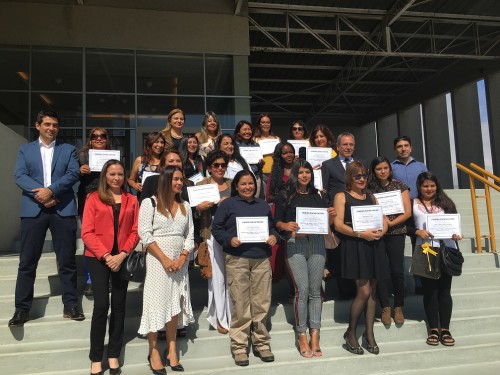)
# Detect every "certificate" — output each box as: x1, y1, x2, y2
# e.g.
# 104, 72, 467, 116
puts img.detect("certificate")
187, 184, 221, 207
189, 172, 204, 185
141, 171, 158, 184
239, 146, 263, 164
313, 169, 323, 190
351, 205, 383, 231
257, 138, 280, 155
287, 140, 308, 156
224, 161, 244, 179
236, 217, 269, 243
296, 207, 329, 234
306, 147, 331, 166
426, 214, 461, 239
89, 149, 121, 172
373, 190, 404, 215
